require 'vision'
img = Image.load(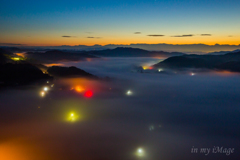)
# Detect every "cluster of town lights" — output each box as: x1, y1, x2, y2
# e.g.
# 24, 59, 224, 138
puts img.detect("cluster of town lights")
40, 86, 49, 97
